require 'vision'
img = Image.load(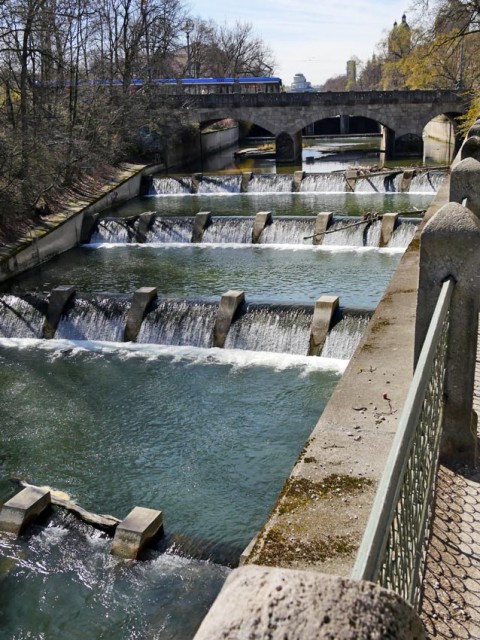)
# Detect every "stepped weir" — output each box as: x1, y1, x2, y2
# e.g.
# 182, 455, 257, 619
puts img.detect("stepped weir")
84, 212, 419, 248
0, 289, 372, 359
